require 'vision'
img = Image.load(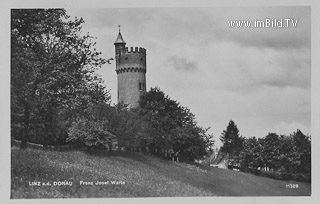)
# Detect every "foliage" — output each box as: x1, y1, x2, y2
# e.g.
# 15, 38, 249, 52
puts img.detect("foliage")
103, 102, 148, 150
237, 129, 311, 175
262, 133, 282, 169
66, 103, 115, 148
219, 119, 311, 176
139, 87, 214, 161
239, 136, 264, 171
11, 9, 108, 146
220, 120, 244, 165
290, 129, 311, 173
